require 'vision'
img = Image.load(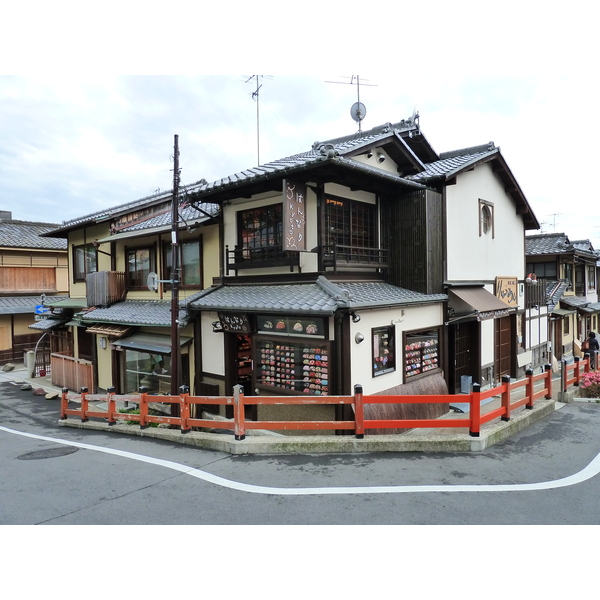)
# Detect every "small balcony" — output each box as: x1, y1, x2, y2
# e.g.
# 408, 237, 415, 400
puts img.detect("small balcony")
322, 243, 389, 273
226, 245, 300, 275
86, 271, 126, 307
